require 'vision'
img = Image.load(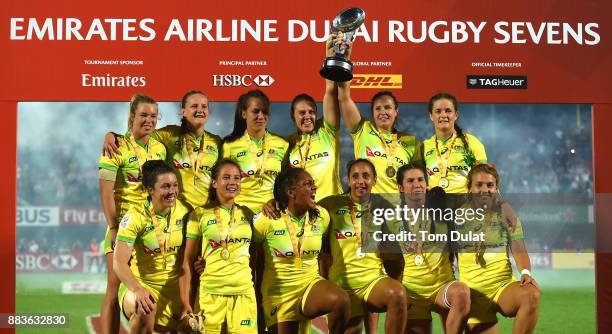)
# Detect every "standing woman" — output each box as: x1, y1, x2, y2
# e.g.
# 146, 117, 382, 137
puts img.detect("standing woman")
458, 164, 540, 333
253, 168, 350, 334
113, 160, 191, 333
104, 90, 222, 209
396, 163, 471, 334
179, 159, 257, 333
286, 37, 343, 201
98, 94, 166, 334
319, 159, 408, 334
222, 89, 289, 213
423, 93, 487, 193
338, 82, 421, 195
